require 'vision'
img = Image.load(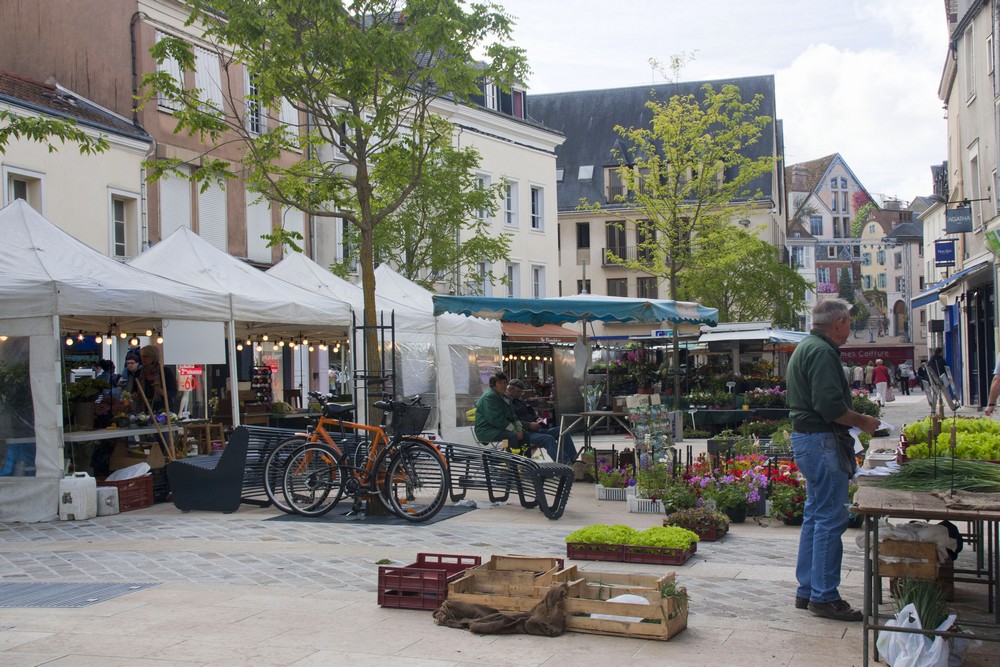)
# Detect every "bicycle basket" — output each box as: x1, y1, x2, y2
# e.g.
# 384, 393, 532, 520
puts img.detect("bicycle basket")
391, 402, 431, 435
